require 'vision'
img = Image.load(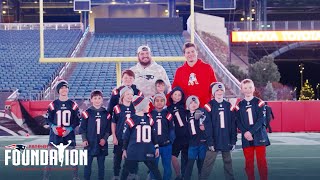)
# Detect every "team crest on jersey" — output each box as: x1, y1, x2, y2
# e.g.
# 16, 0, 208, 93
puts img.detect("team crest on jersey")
188, 73, 199, 86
